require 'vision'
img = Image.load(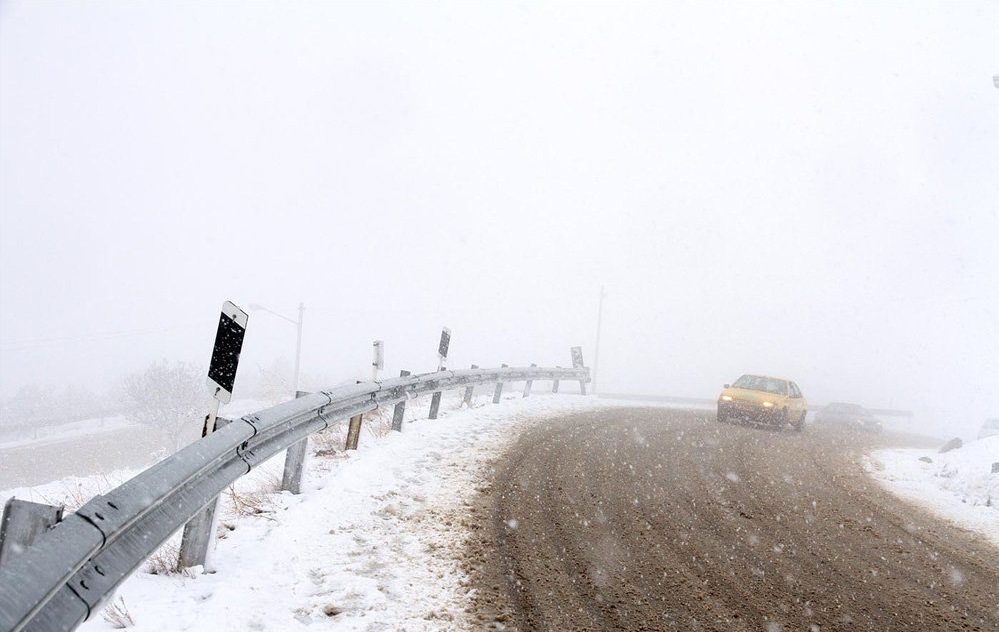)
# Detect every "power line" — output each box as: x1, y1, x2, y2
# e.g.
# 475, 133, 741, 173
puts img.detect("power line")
0, 322, 203, 352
